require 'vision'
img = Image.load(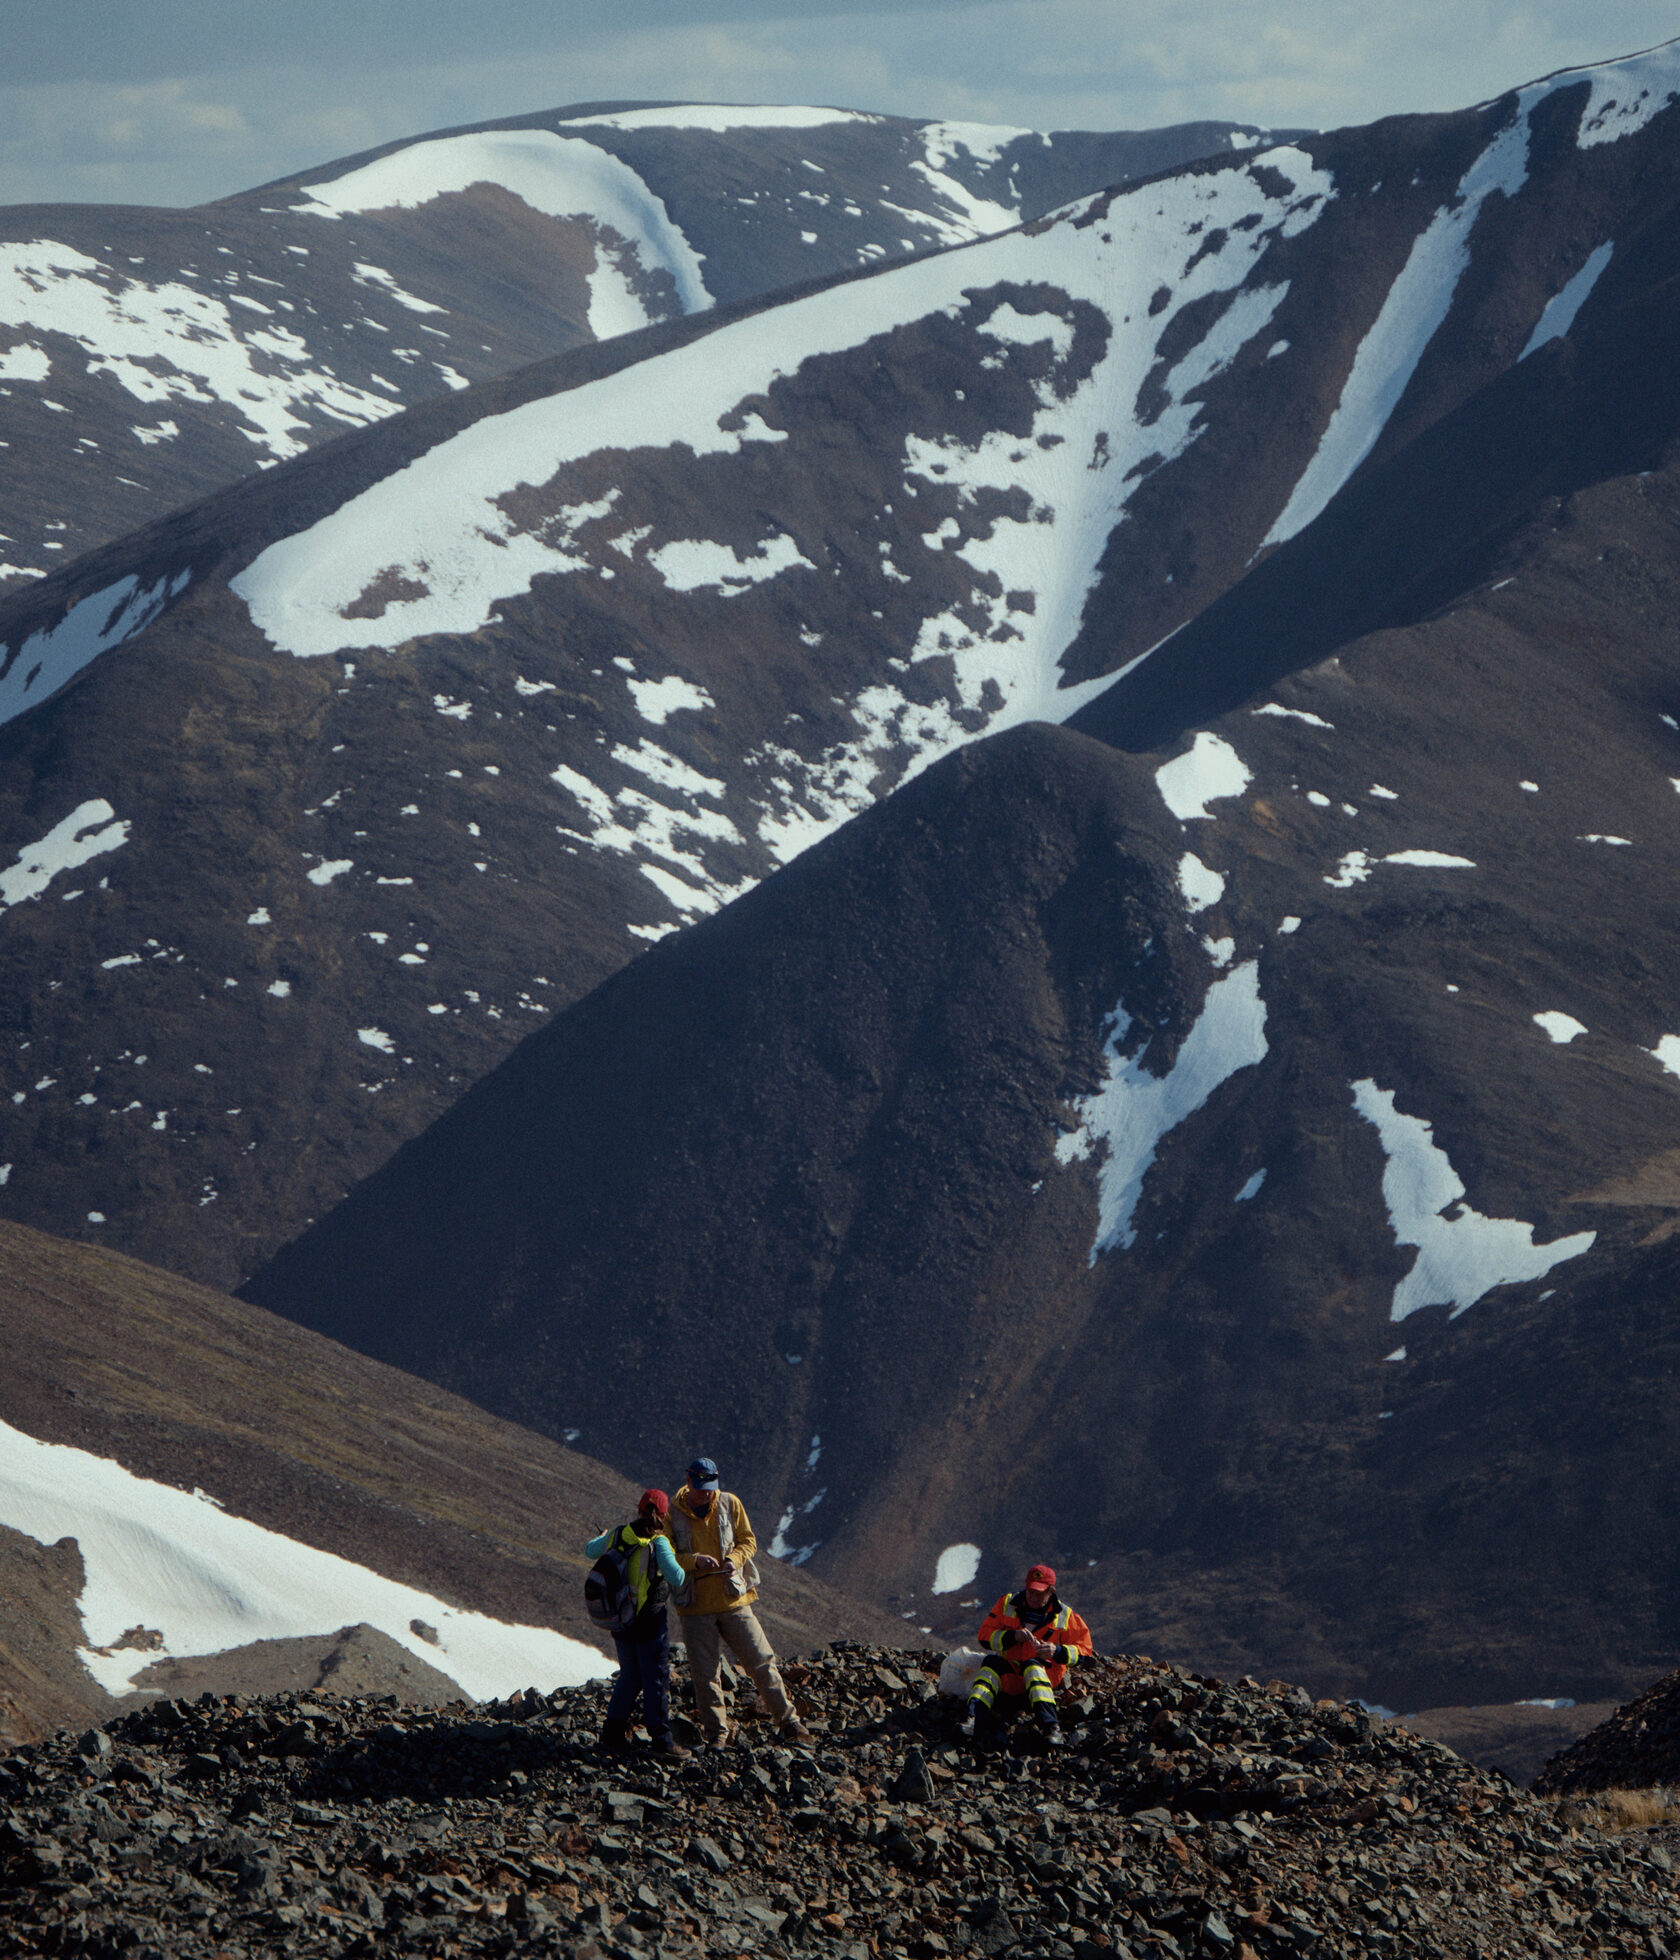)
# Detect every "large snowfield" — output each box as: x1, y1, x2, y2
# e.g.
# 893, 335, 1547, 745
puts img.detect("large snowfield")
0, 1418, 609, 1700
